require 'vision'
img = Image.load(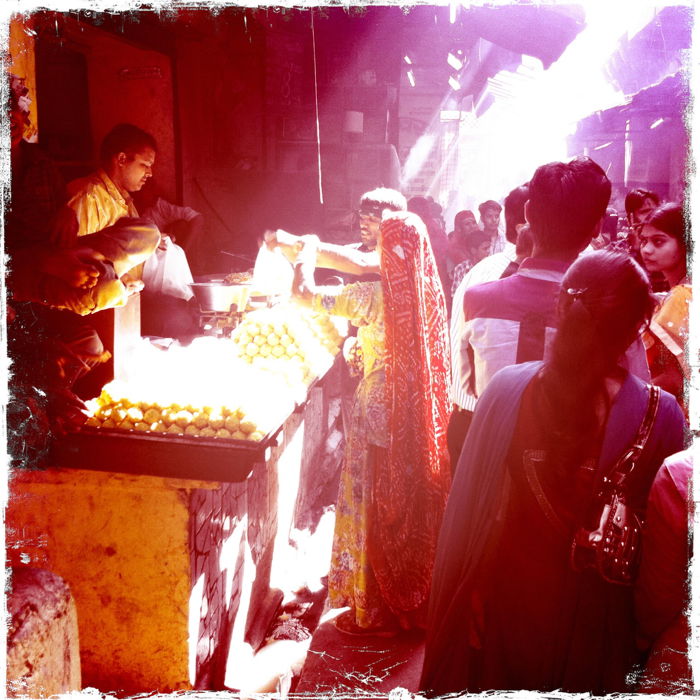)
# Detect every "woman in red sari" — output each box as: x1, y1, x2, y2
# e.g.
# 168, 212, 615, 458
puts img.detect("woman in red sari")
292, 208, 452, 635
